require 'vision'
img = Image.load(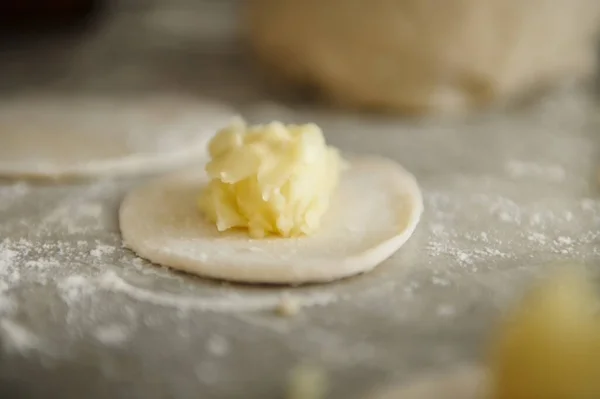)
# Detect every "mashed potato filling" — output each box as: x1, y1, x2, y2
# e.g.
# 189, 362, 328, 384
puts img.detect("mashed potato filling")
199, 119, 342, 238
